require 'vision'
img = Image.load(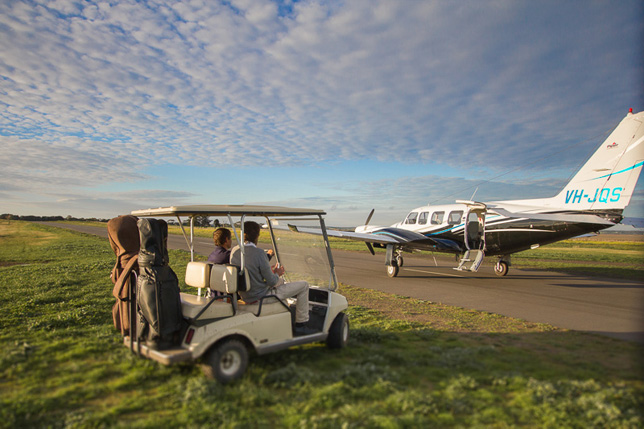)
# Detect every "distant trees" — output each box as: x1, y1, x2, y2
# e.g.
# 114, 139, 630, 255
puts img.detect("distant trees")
194, 216, 211, 228
0, 213, 229, 227
0, 214, 108, 222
